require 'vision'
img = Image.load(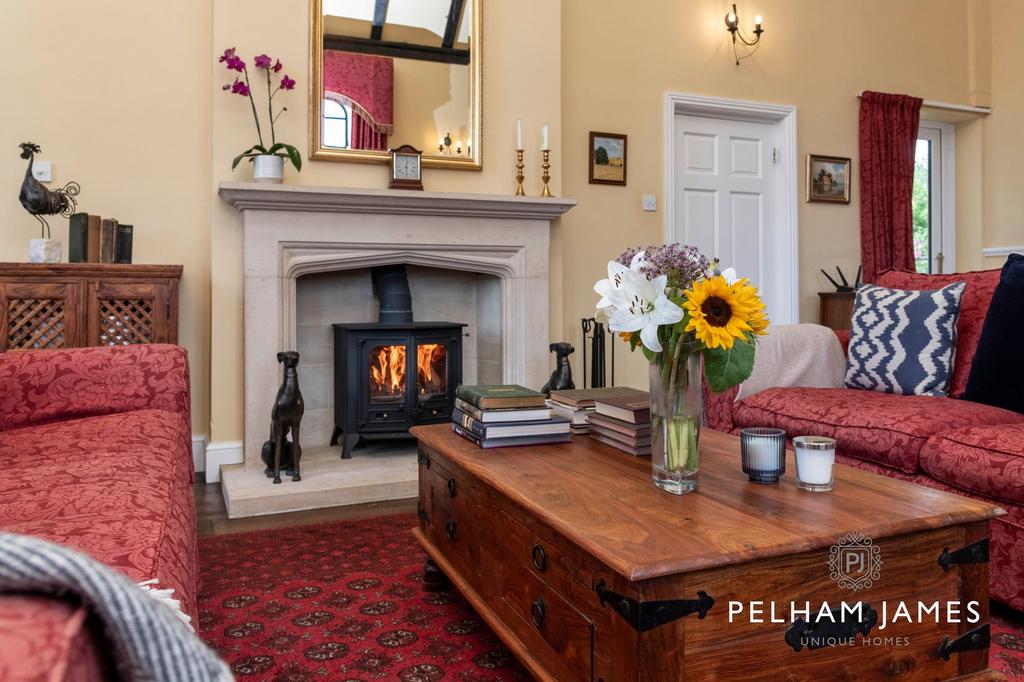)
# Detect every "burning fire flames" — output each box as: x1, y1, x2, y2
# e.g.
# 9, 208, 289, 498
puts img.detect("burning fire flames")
369, 343, 447, 399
